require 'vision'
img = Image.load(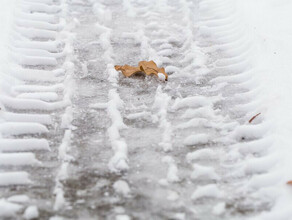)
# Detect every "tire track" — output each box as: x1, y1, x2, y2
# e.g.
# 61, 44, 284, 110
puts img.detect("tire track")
0, 0, 74, 218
